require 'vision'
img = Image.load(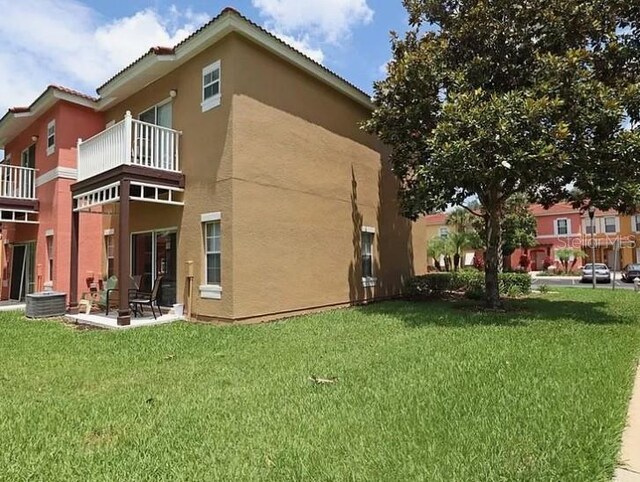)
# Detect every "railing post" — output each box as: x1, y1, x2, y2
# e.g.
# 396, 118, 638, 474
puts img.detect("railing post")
124, 111, 133, 165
